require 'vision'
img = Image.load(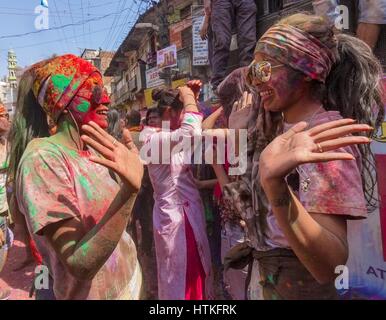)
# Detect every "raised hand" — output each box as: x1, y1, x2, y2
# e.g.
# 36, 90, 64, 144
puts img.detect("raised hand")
228, 91, 254, 129
259, 119, 373, 183
186, 79, 202, 101
81, 121, 144, 192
